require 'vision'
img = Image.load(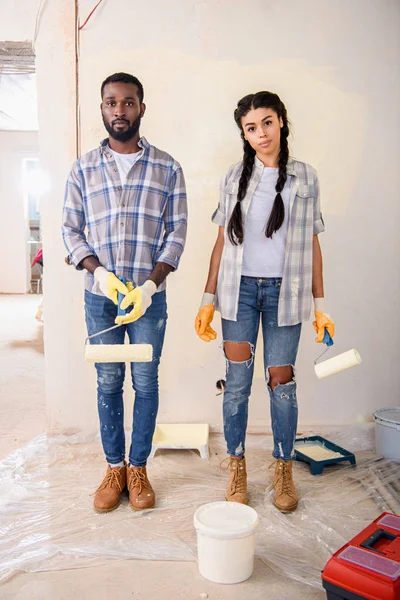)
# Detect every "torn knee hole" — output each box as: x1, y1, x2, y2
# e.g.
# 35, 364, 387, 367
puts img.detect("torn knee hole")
224, 341, 252, 362
268, 365, 294, 390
